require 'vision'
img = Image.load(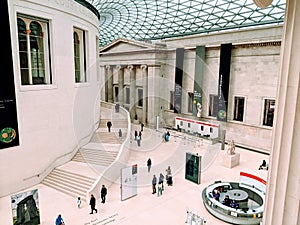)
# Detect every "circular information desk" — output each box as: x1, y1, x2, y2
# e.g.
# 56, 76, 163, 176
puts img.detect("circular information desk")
227, 189, 248, 202
202, 181, 265, 225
